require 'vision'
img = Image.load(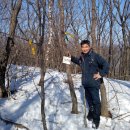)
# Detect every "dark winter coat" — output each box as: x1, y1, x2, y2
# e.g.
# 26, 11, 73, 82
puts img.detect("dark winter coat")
71, 49, 109, 87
